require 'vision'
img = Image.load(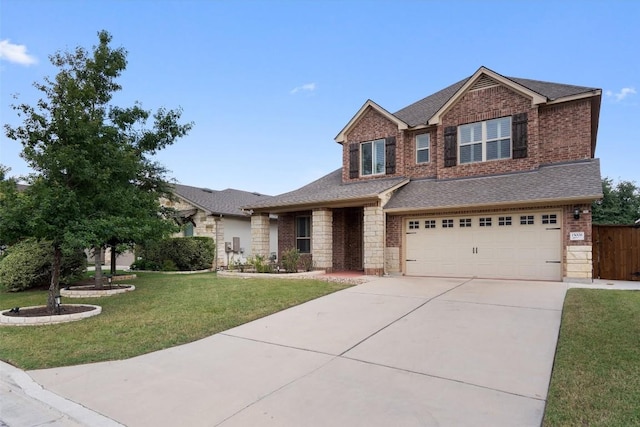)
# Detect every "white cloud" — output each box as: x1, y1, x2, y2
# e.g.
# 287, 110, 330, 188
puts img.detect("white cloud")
290, 82, 316, 94
0, 39, 37, 66
605, 87, 636, 101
